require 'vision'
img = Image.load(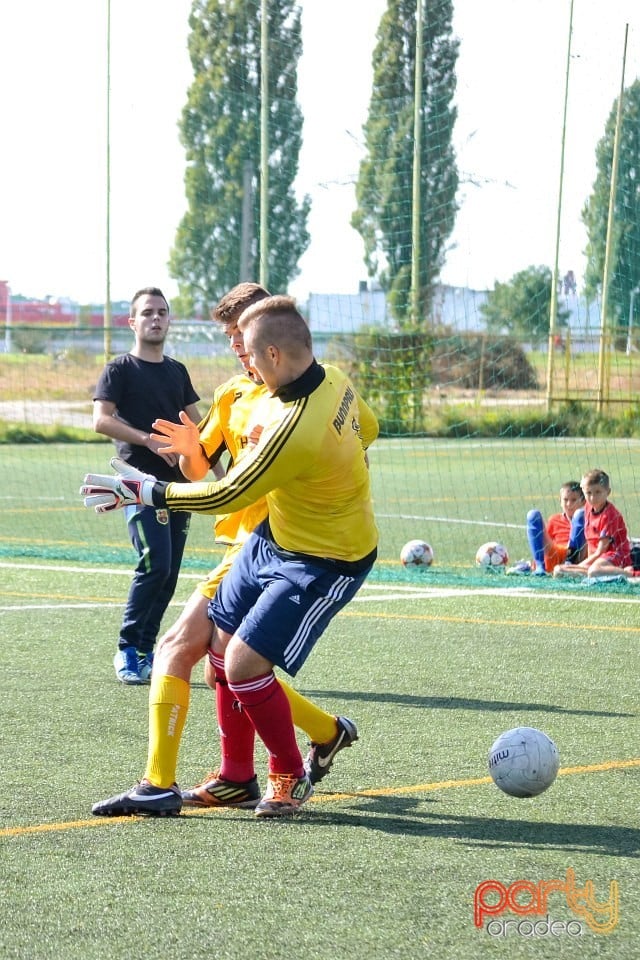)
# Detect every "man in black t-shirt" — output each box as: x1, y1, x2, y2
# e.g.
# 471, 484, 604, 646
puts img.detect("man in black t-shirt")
93, 287, 201, 684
